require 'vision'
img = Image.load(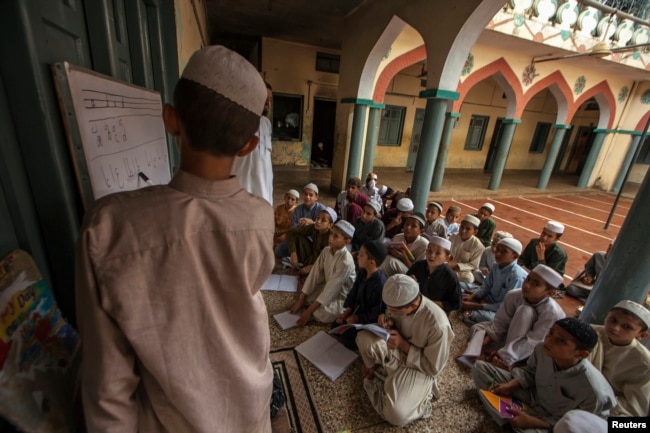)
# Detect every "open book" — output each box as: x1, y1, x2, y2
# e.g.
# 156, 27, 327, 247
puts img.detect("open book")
330, 323, 390, 341
260, 274, 298, 292
456, 329, 485, 368
478, 389, 536, 420
388, 242, 415, 261
295, 331, 358, 381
